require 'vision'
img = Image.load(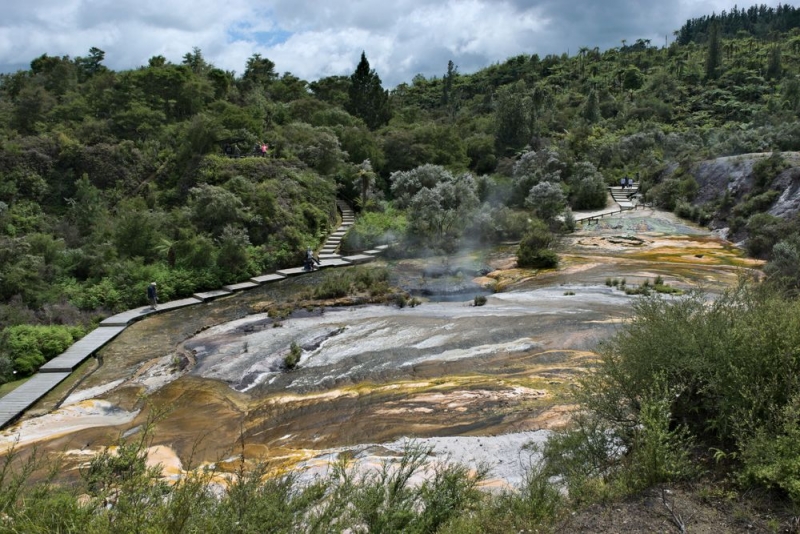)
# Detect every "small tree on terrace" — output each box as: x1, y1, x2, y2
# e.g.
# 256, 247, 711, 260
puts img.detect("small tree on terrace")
355, 159, 377, 210
406, 174, 479, 252
526, 181, 567, 224
390, 164, 453, 208
570, 161, 608, 210
517, 218, 558, 268
511, 148, 567, 206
